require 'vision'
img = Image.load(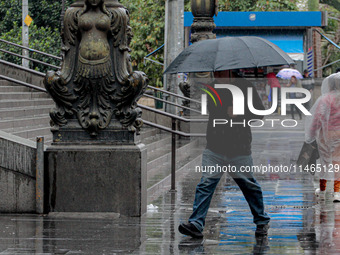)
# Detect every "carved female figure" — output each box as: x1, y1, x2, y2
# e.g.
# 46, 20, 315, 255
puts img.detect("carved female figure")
44, 0, 147, 138
74, 0, 115, 136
